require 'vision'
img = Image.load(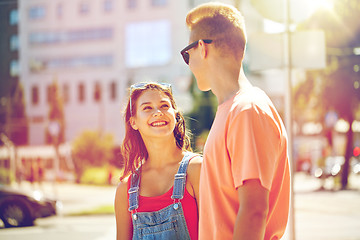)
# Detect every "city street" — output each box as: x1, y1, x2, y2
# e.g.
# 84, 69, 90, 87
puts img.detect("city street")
290, 173, 360, 240
1, 1, 359, 239
0, 215, 115, 240
0, 173, 359, 240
